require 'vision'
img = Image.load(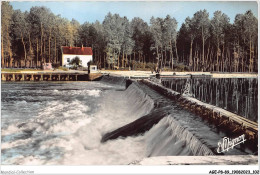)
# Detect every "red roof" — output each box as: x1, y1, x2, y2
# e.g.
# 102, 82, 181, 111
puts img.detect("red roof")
61, 46, 93, 55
